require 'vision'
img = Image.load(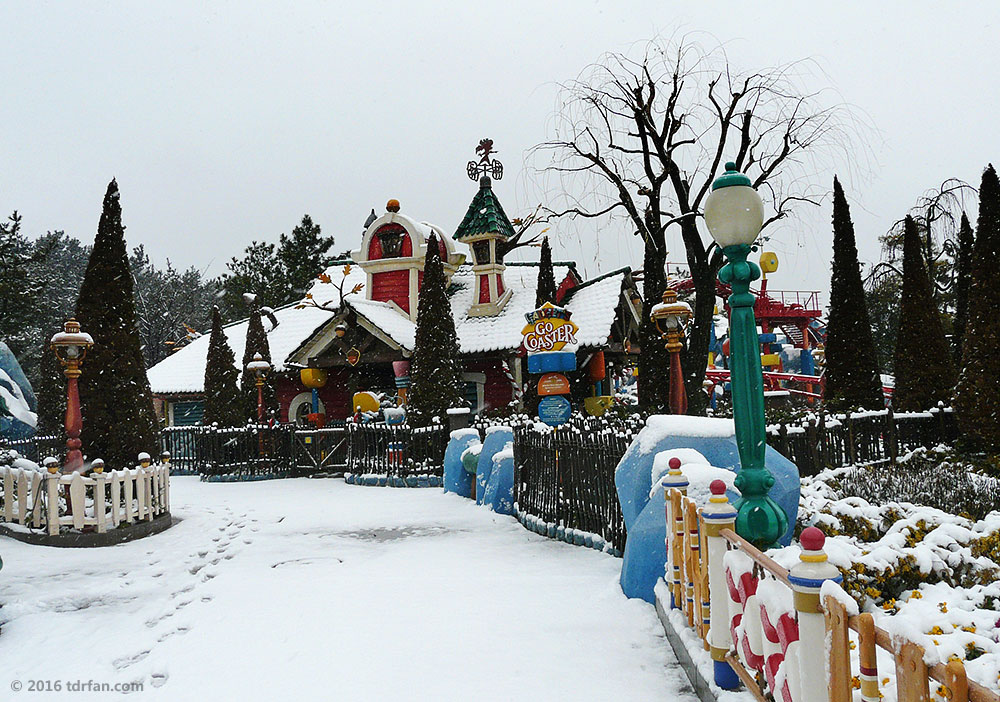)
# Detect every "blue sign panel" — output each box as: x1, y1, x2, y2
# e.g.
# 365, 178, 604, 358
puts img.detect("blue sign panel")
527, 351, 577, 374
538, 396, 572, 427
